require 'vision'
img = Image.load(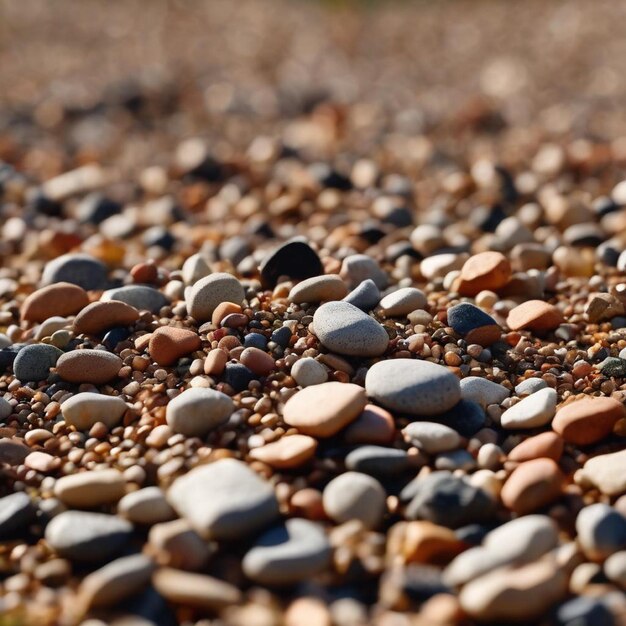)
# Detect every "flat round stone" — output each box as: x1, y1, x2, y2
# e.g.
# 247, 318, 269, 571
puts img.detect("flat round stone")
249, 434, 317, 469
403, 422, 463, 454
56, 349, 122, 384
552, 397, 625, 445
21, 282, 89, 323
343, 404, 396, 445
185, 272, 245, 322
149, 326, 202, 366
54, 469, 126, 508
290, 357, 328, 387
508, 431, 564, 463
61, 392, 127, 430
313, 301, 389, 357
73, 301, 140, 335
365, 359, 461, 416
378, 288, 427, 317
447, 302, 501, 346
457, 252, 511, 296
288, 274, 347, 304
500, 387, 557, 429
147, 519, 212, 572
118, 487, 176, 525
282, 381, 367, 437
13, 344, 63, 382
577, 449, 626, 496
500, 458, 563, 515
576, 503, 626, 561
166, 387, 234, 437
41, 253, 108, 291
345, 445, 411, 476
506, 300, 564, 331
